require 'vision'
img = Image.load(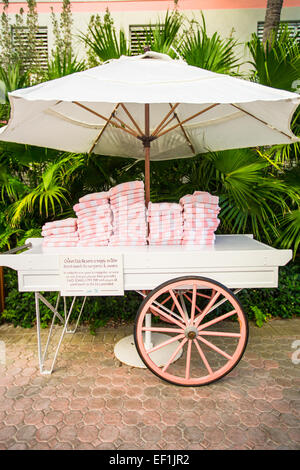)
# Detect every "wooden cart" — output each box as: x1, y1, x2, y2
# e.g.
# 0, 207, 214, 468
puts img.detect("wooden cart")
0, 235, 292, 386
